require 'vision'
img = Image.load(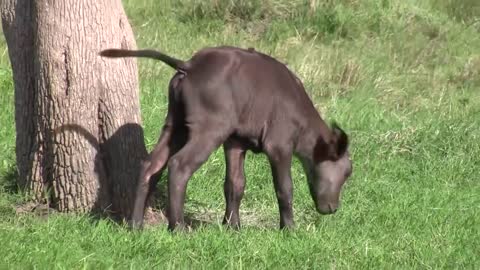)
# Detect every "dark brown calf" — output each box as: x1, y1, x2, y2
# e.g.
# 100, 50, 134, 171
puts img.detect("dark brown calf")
100, 46, 353, 231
